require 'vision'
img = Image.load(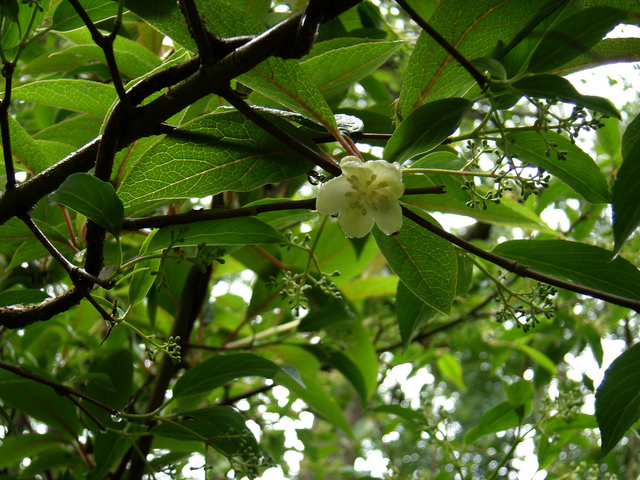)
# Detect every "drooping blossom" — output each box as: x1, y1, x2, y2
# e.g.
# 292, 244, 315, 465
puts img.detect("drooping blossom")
316, 156, 405, 238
